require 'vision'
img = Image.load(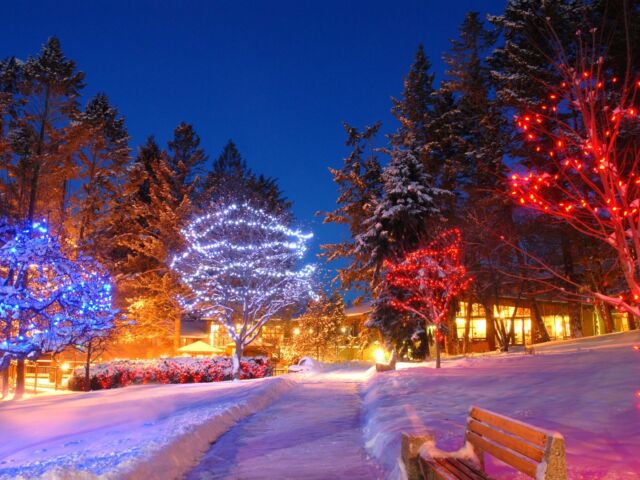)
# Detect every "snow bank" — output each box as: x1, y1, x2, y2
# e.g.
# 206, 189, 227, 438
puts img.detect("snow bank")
0, 376, 294, 479
362, 330, 640, 479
